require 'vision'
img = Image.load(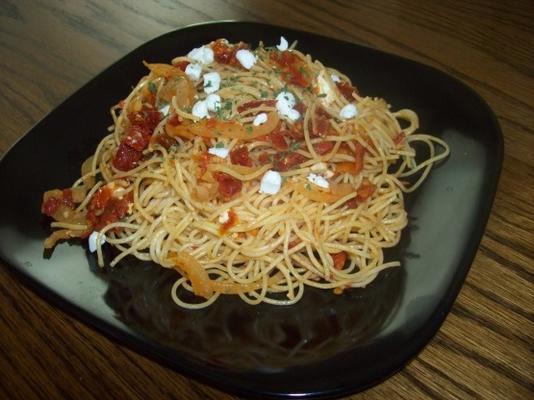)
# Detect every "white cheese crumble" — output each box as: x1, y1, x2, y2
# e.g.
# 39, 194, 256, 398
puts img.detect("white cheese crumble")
331, 74, 341, 83
208, 146, 230, 158
340, 103, 358, 119
276, 36, 289, 51
185, 62, 202, 81
259, 170, 282, 195
206, 94, 221, 112
88, 231, 106, 253
316, 71, 336, 106
235, 49, 257, 70
276, 91, 300, 122
159, 104, 170, 116
307, 173, 330, 189
218, 210, 230, 224
253, 112, 268, 126
187, 46, 214, 64
192, 100, 209, 119
203, 72, 221, 94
